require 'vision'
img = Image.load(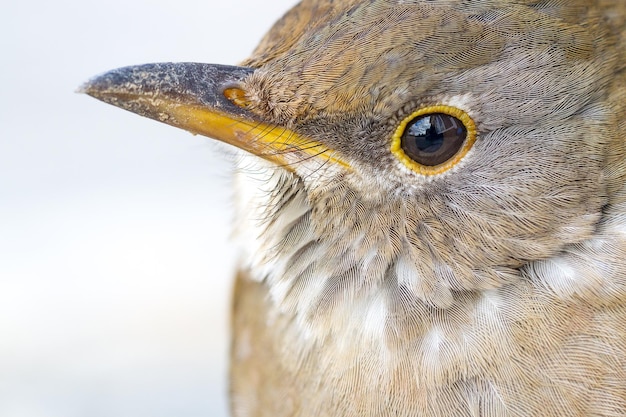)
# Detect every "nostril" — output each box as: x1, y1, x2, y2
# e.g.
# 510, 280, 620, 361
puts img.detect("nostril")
223, 87, 250, 108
